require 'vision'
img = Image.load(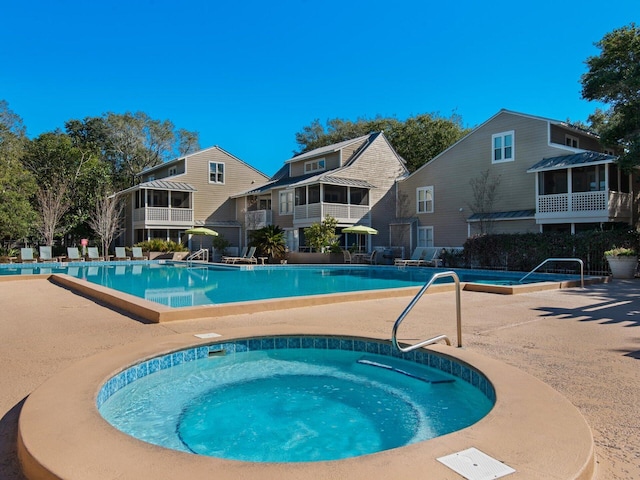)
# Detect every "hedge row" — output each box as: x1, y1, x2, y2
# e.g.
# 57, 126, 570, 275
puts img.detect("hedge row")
441, 231, 640, 275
